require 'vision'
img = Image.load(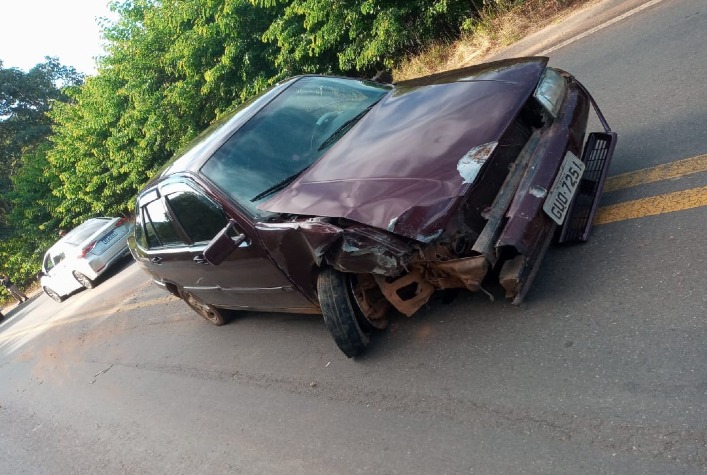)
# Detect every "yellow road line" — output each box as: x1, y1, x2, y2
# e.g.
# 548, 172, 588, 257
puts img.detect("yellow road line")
595, 185, 707, 225
604, 154, 707, 192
